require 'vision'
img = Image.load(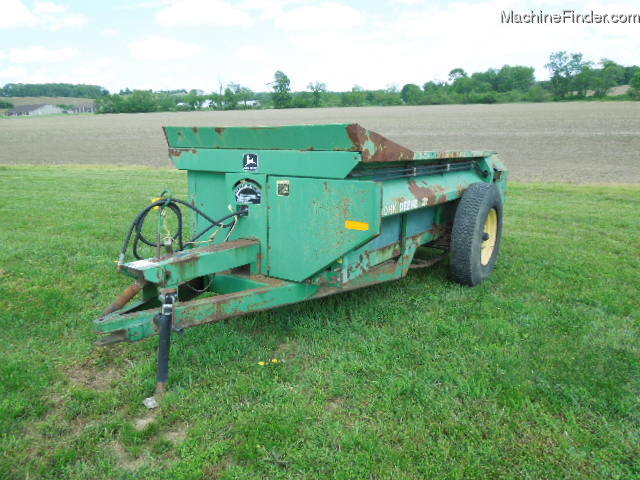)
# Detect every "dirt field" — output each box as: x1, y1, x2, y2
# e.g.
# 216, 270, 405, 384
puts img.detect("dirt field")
1, 102, 639, 182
